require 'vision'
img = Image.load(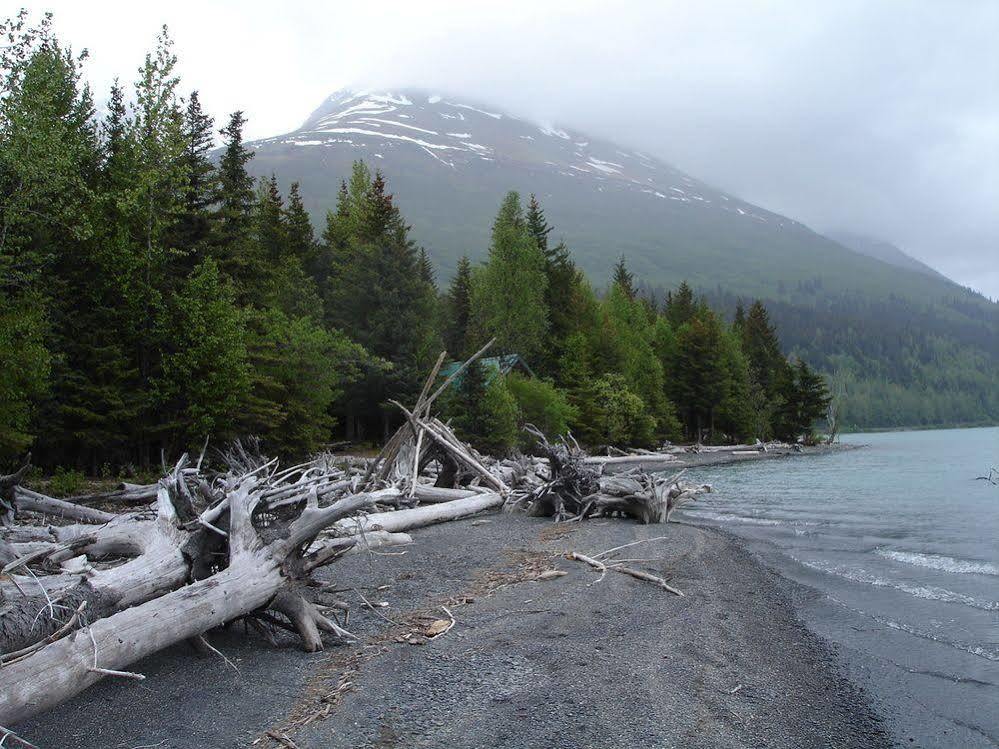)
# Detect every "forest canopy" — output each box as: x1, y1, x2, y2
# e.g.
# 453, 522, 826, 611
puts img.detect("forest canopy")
0, 15, 830, 469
